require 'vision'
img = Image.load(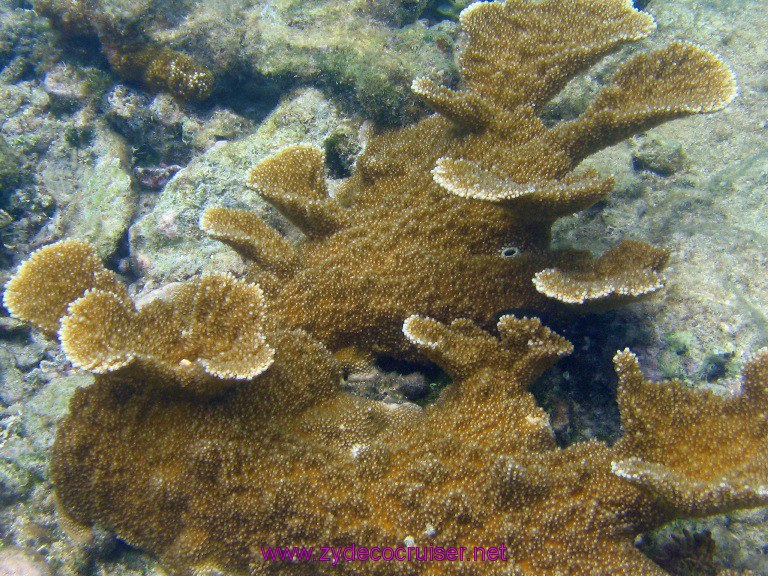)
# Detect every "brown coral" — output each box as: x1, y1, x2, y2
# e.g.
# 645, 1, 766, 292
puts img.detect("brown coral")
108, 45, 215, 102
46, 306, 768, 575
2, 239, 130, 335
6, 243, 768, 576
5, 241, 273, 397
3, 0, 761, 575
200, 0, 735, 356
